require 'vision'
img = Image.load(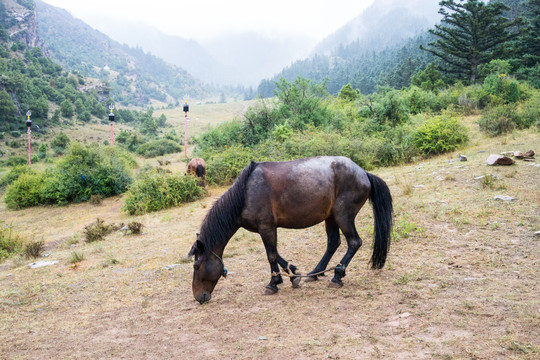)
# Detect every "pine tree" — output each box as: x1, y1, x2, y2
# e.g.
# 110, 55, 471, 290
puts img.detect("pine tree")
521, 0, 540, 66
421, 0, 522, 83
